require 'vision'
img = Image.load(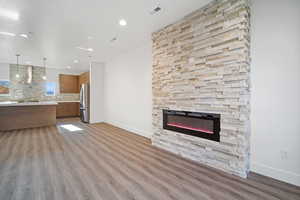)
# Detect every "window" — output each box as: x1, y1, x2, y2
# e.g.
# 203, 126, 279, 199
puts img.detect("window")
0, 80, 10, 96
45, 82, 56, 96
